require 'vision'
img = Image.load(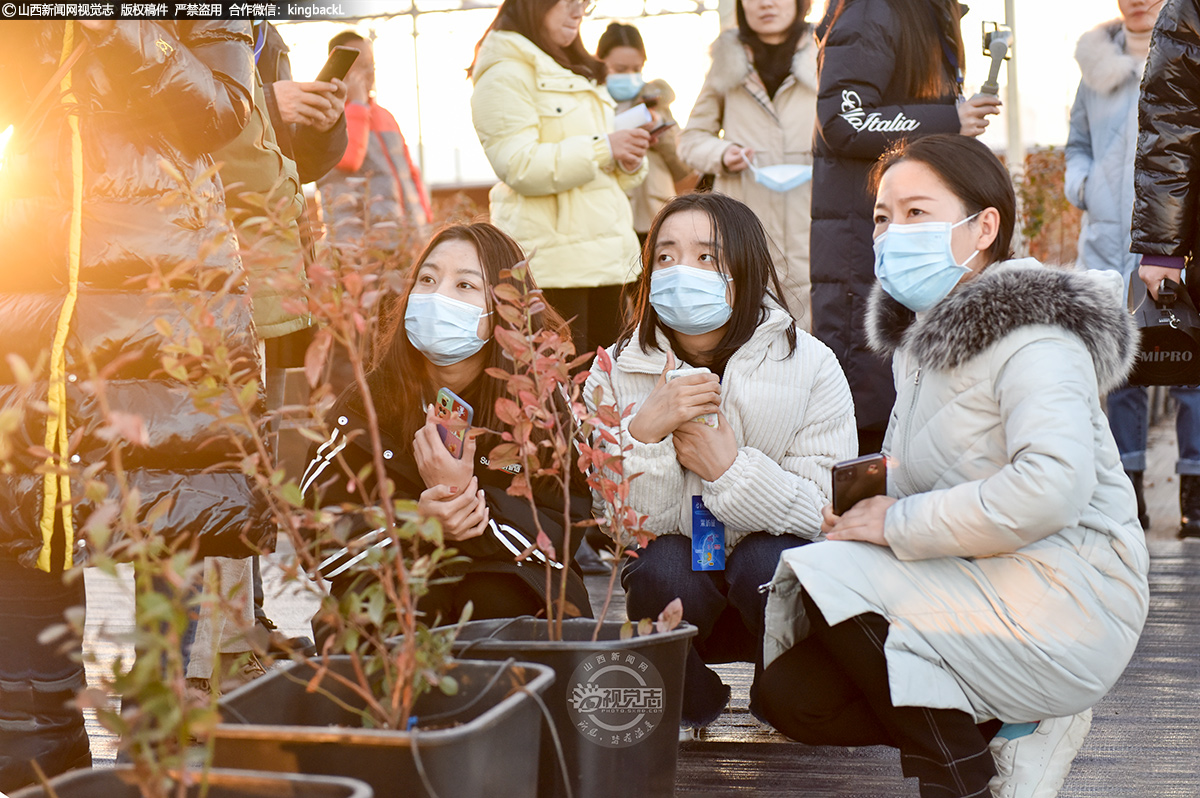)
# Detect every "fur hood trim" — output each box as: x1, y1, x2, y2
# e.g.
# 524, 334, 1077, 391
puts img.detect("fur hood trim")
866, 259, 1137, 393
706, 29, 817, 96
1075, 19, 1142, 94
